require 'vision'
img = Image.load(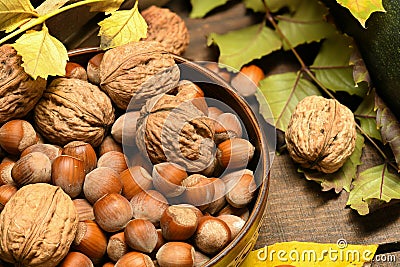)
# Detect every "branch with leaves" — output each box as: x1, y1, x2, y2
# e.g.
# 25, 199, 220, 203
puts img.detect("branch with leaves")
0, 0, 147, 79
192, 0, 400, 215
